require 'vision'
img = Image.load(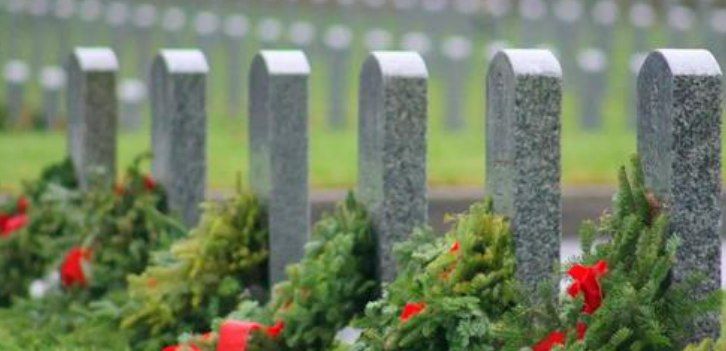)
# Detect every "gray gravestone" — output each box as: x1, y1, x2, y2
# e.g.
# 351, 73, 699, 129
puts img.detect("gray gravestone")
323, 24, 353, 130
441, 35, 473, 131
710, 9, 726, 71
637, 49, 723, 341
484, 0, 511, 40
3, 60, 30, 126
79, 0, 101, 44
591, 0, 618, 54
133, 3, 157, 78
194, 11, 220, 56
553, 0, 583, 82
519, 0, 548, 46
106, 1, 129, 60
66, 47, 118, 190
39, 66, 66, 129
223, 13, 249, 118
119, 78, 146, 132
257, 17, 283, 45
364, 28, 393, 51
29, 0, 49, 71
54, 0, 74, 63
577, 48, 608, 130
249, 51, 311, 284
151, 49, 209, 228
629, 2, 655, 52
358, 52, 428, 283
162, 6, 186, 47
666, 5, 695, 48
486, 49, 562, 293
288, 20, 317, 48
